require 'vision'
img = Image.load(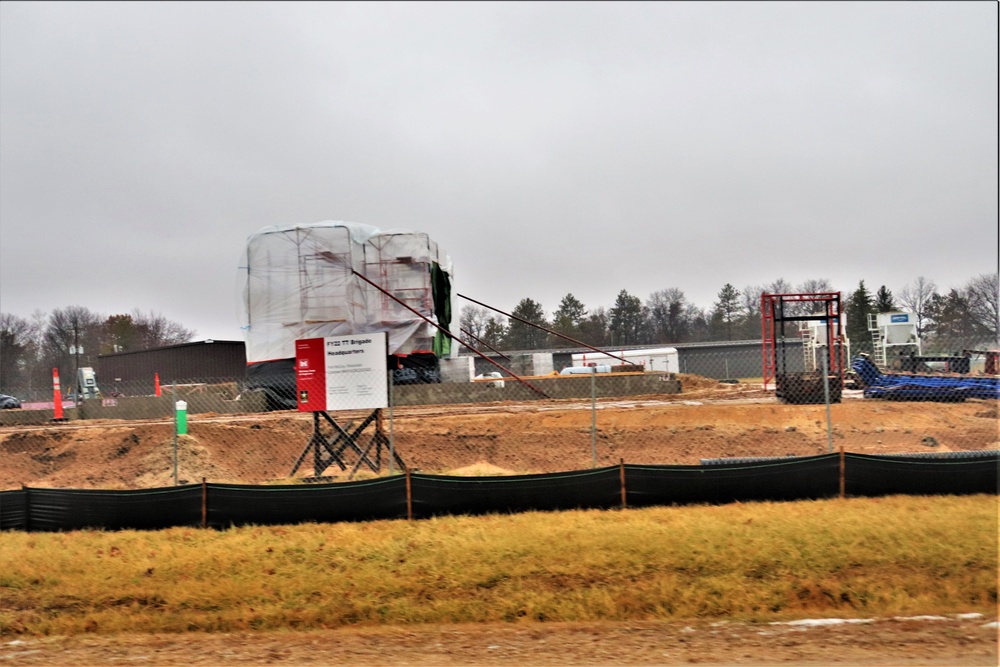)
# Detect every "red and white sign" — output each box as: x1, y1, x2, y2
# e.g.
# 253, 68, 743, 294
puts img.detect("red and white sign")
295, 333, 388, 412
